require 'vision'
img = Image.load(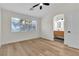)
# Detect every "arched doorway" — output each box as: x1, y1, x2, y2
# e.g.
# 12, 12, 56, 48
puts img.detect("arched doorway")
53, 14, 64, 43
